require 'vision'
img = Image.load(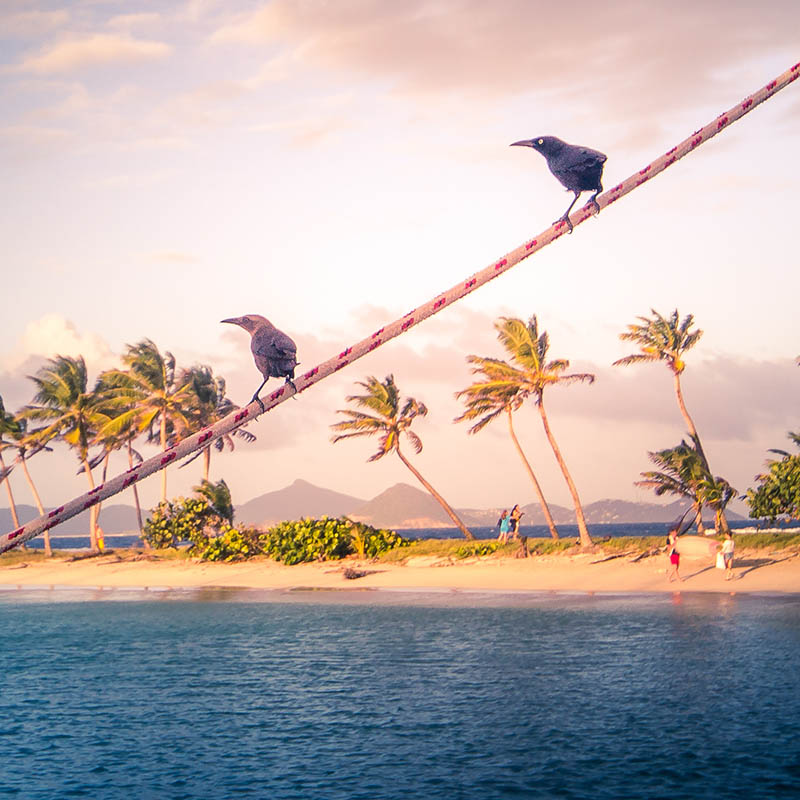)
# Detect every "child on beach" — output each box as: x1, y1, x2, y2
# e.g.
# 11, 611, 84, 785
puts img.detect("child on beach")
666, 529, 681, 582
719, 531, 735, 580
498, 510, 511, 543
